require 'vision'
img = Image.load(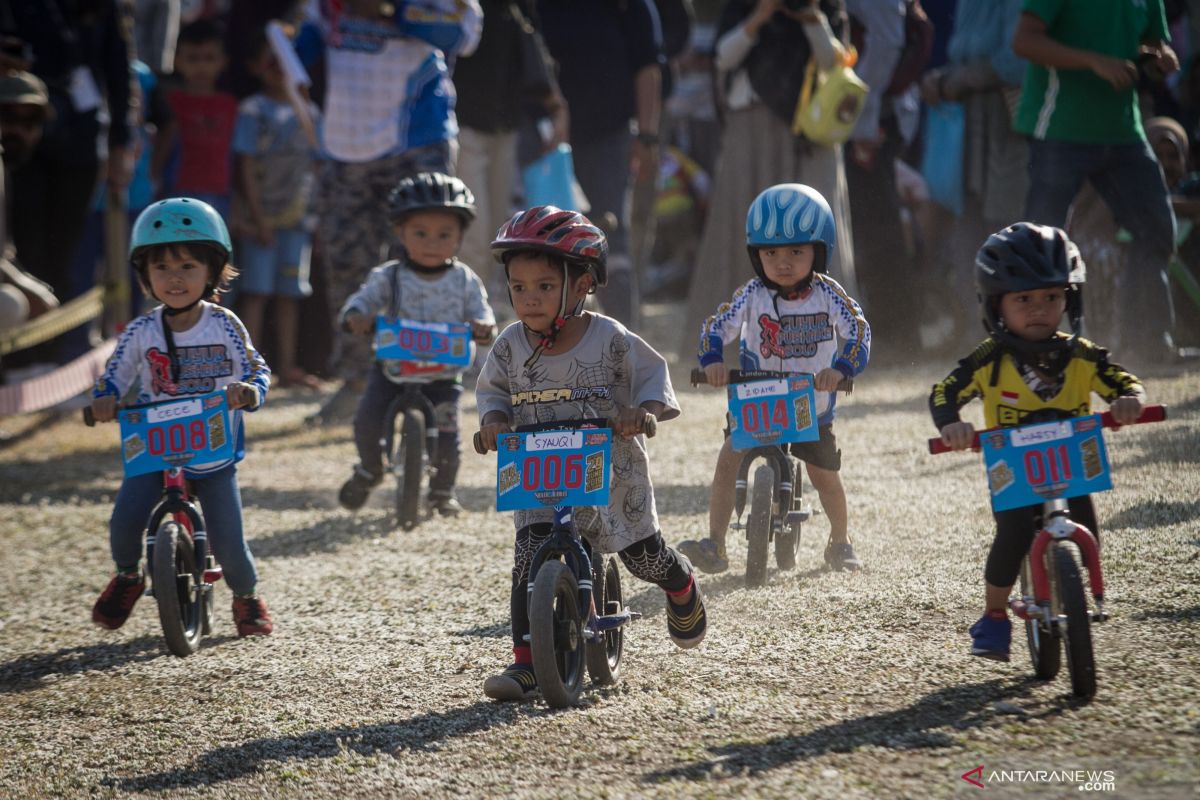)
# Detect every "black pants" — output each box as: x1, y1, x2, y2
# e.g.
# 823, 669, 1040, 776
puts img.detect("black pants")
986, 495, 1098, 588
508, 525, 691, 649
